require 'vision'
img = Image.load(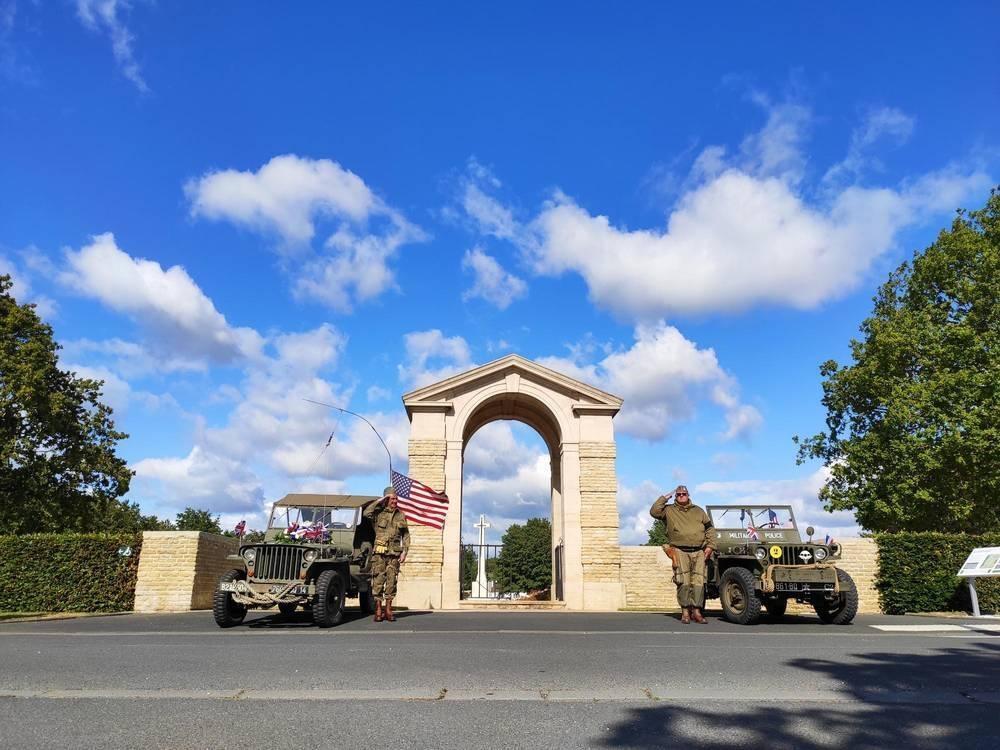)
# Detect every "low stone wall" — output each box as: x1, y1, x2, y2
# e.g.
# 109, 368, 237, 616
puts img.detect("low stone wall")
619, 538, 881, 614
133, 531, 238, 613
